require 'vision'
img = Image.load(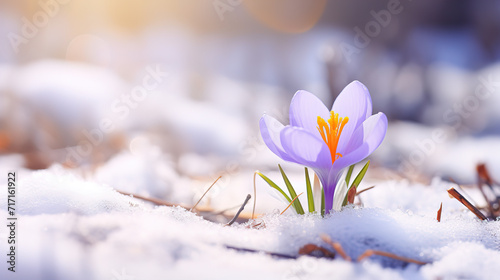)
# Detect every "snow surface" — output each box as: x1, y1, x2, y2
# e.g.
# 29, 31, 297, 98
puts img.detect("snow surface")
375, 121, 500, 183
1, 163, 500, 280
2, 60, 500, 279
